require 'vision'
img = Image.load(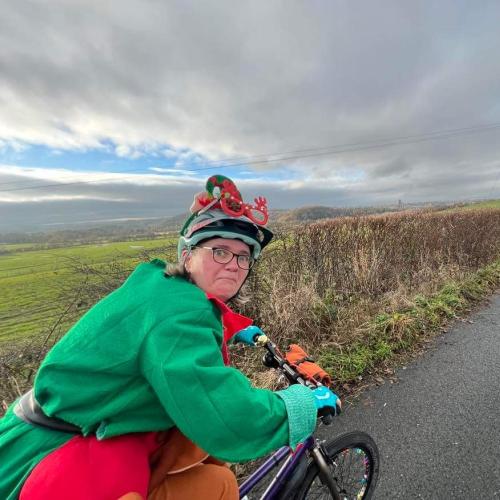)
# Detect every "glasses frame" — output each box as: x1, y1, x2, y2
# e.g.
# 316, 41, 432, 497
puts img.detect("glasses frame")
197, 246, 255, 270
